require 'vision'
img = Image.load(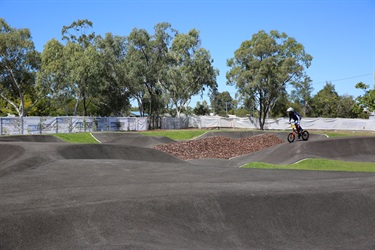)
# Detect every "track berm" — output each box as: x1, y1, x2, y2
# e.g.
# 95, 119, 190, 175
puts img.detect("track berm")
1, 131, 374, 249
